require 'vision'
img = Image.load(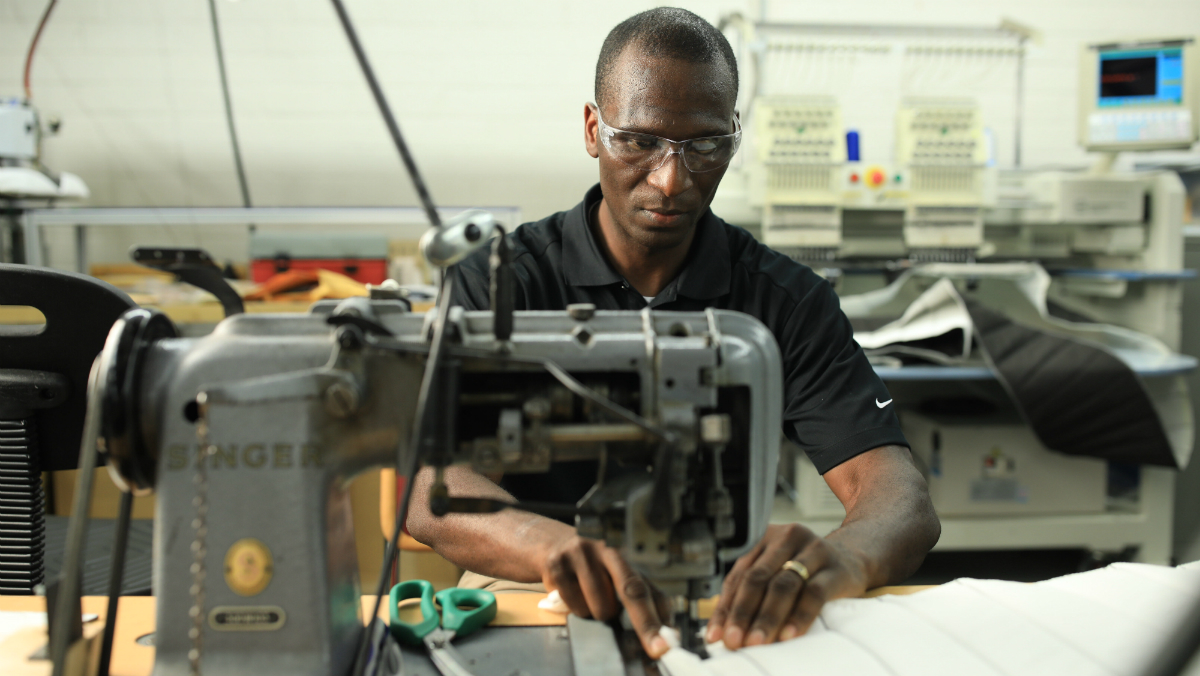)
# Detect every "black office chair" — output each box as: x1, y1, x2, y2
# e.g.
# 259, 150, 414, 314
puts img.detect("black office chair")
0, 263, 137, 594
